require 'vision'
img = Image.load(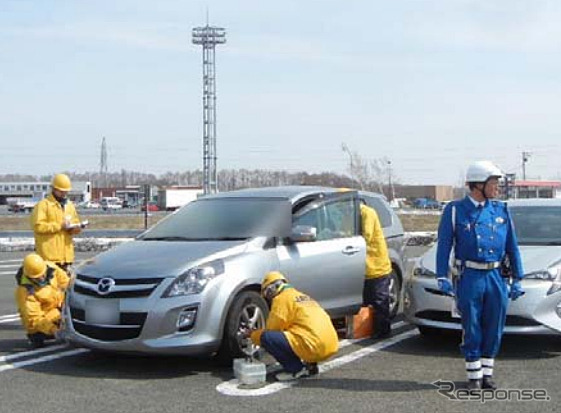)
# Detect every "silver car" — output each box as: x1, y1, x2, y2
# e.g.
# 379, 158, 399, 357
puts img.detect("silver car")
64, 186, 405, 359
404, 198, 561, 336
